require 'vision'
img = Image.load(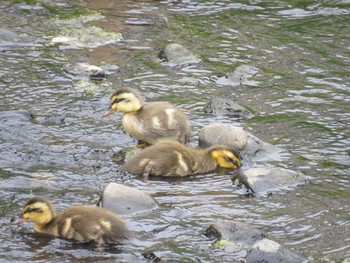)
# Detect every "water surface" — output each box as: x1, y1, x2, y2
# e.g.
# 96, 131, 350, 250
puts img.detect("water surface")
0, 0, 349, 262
